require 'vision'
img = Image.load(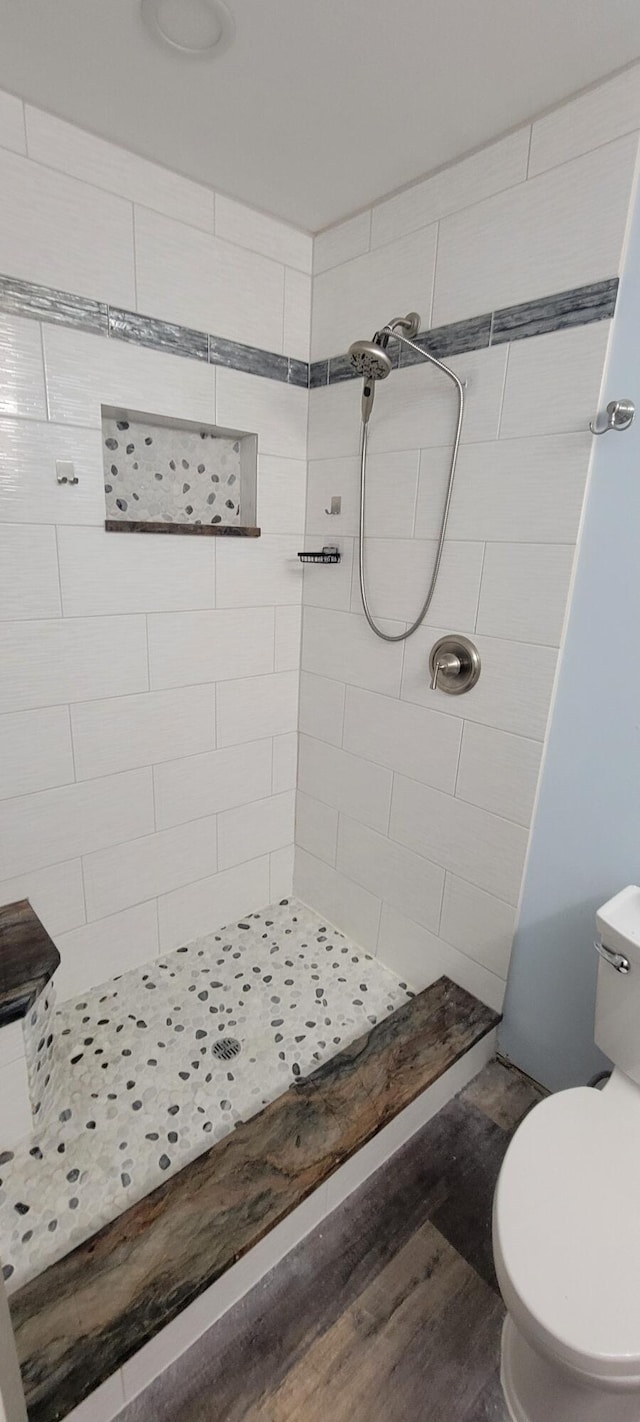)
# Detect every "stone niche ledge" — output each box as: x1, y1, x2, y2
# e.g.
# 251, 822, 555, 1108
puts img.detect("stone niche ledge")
105, 521, 260, 536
